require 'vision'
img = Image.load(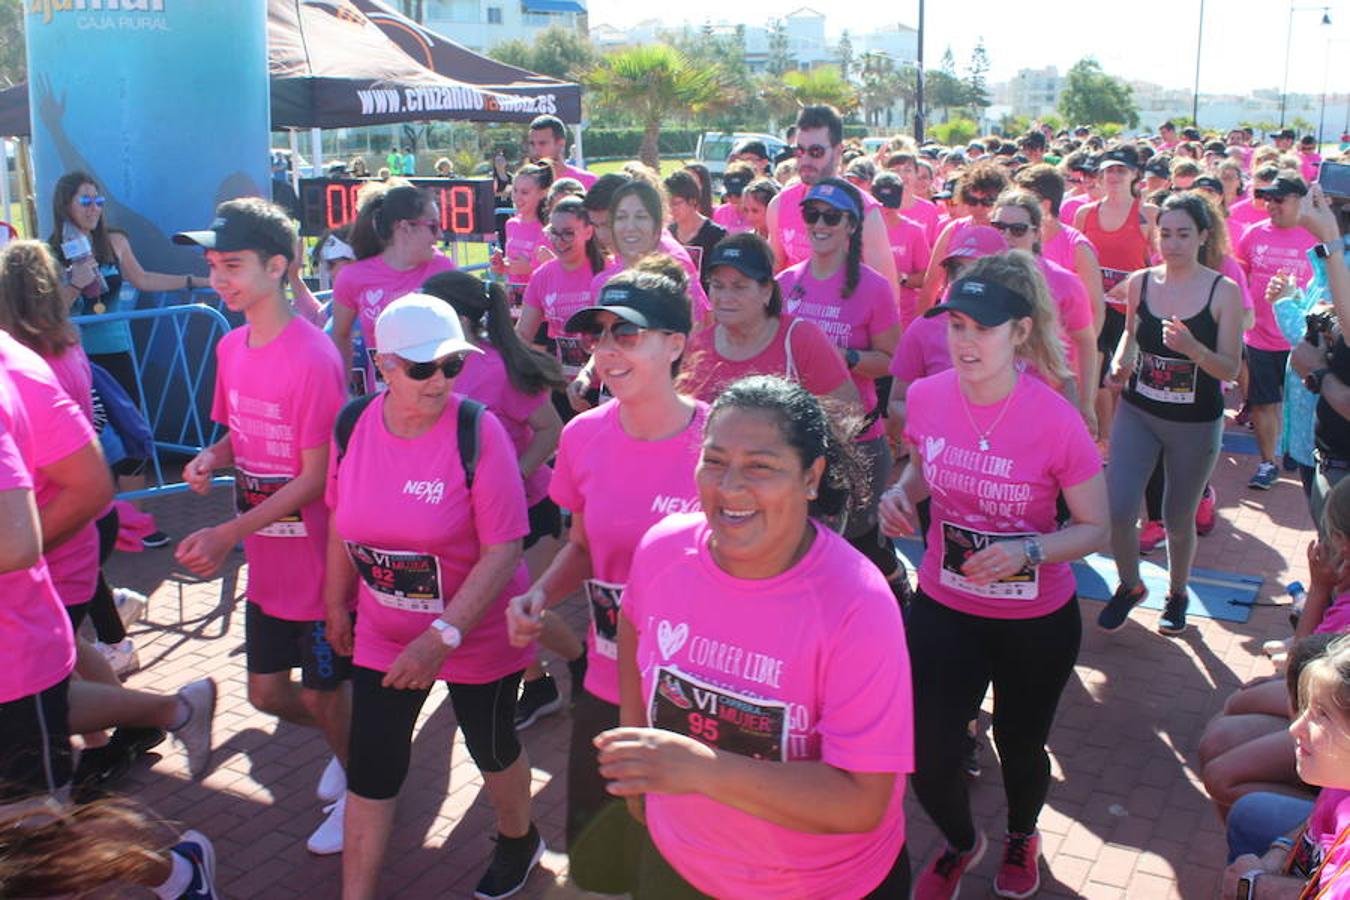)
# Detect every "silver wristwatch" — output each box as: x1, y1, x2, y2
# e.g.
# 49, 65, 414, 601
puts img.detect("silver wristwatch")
1022, 537, 1045, 568
429, 618, 462, 649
